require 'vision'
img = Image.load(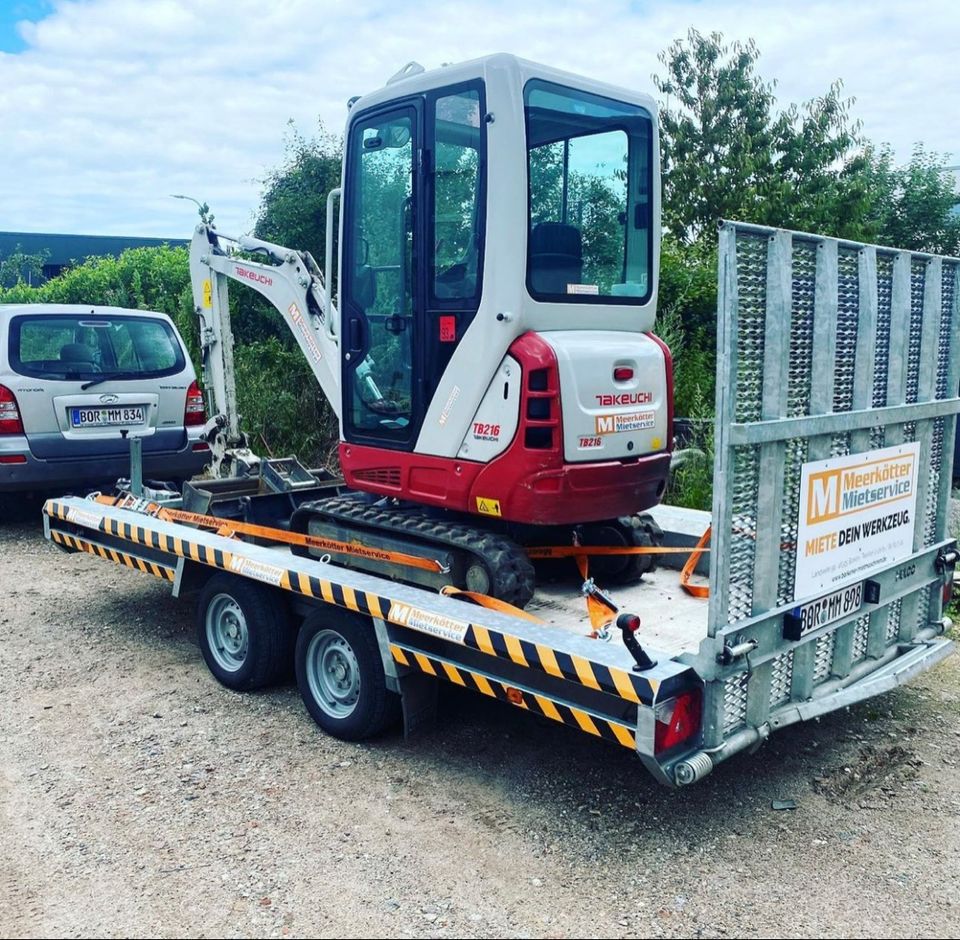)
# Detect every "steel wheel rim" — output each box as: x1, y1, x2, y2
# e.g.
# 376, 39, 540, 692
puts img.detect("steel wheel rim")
306, 629, 360, 718
205, 593, 249, 673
